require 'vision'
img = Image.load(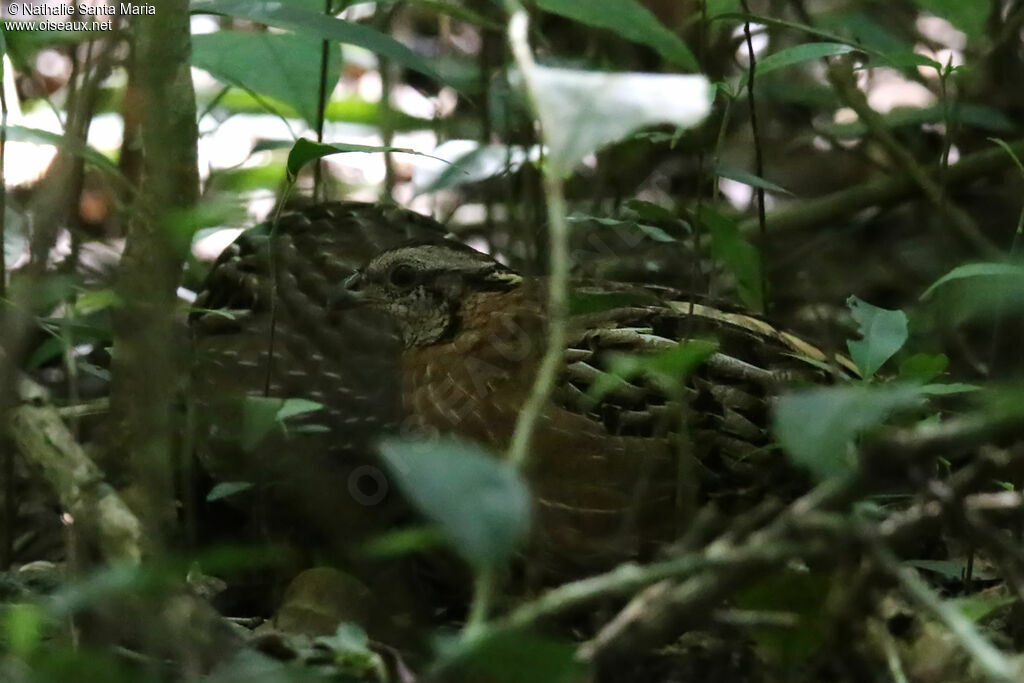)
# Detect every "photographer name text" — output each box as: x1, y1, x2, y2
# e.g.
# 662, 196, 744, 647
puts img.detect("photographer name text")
8, 3, 155, 16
